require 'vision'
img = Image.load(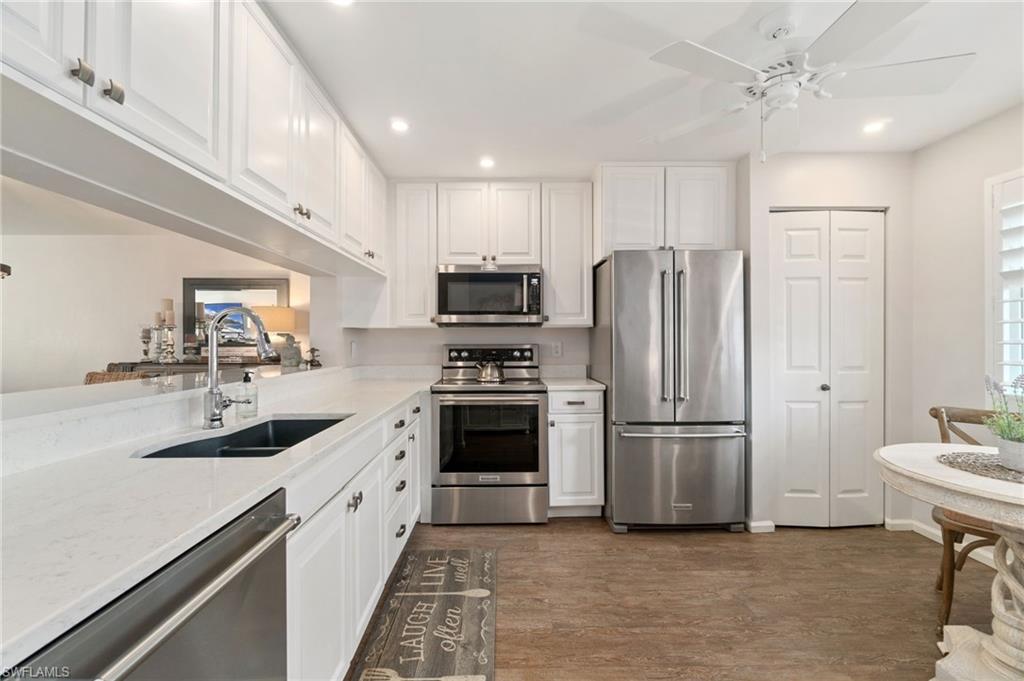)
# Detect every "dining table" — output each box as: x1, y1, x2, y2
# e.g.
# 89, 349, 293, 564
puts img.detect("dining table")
875, 442, 1024, 681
